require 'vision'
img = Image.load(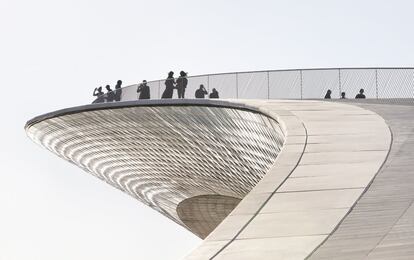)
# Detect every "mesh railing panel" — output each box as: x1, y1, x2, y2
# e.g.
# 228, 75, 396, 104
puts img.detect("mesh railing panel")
98, 68, 414, 103
269, 70, 301, 99
208, 73, 238, 99
119, 83, 138, 101
302, 69, 340, 99
237, 72, 268, 99
185, 75, 209, 99
147, 81, 161, 99
340, 69, 377, 99
378, 69, 414, 98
